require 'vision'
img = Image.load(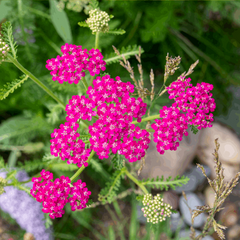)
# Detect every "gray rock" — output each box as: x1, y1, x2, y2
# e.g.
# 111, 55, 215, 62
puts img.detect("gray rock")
179, 192, 206, 228
178, 229, 214, 240
174, 165, 211, 193
170, 211, 186, 232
